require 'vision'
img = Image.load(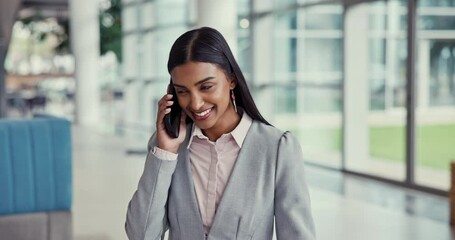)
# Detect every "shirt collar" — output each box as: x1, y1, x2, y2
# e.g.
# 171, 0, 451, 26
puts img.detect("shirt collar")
187, 109, 253, 149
